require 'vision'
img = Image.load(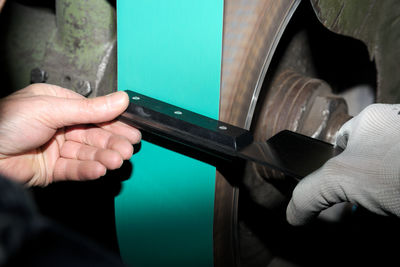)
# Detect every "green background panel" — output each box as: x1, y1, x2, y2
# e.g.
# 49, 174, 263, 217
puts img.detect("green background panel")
115, 1, 223, 266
